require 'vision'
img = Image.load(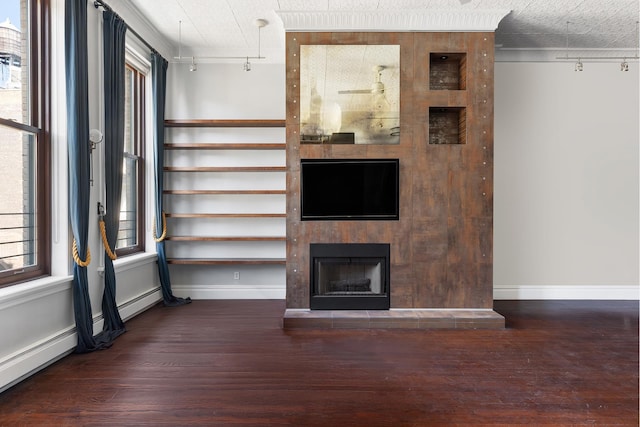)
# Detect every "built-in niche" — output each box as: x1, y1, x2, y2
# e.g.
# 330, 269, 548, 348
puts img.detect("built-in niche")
300, 44, 400, 145
429, 53, 467, 90
429, 107, 467, 145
